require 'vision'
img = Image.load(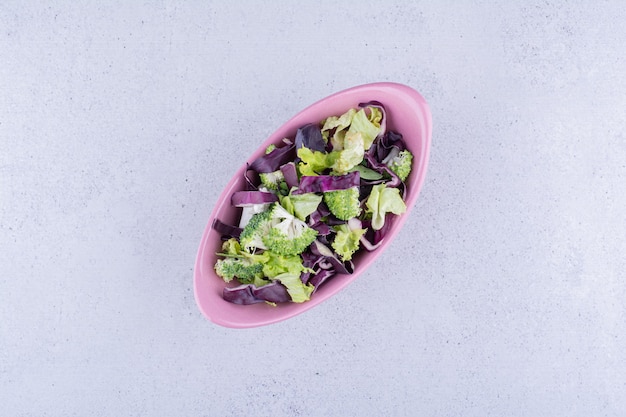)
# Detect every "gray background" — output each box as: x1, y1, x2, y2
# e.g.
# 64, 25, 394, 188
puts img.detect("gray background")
2, 1, 625, 416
